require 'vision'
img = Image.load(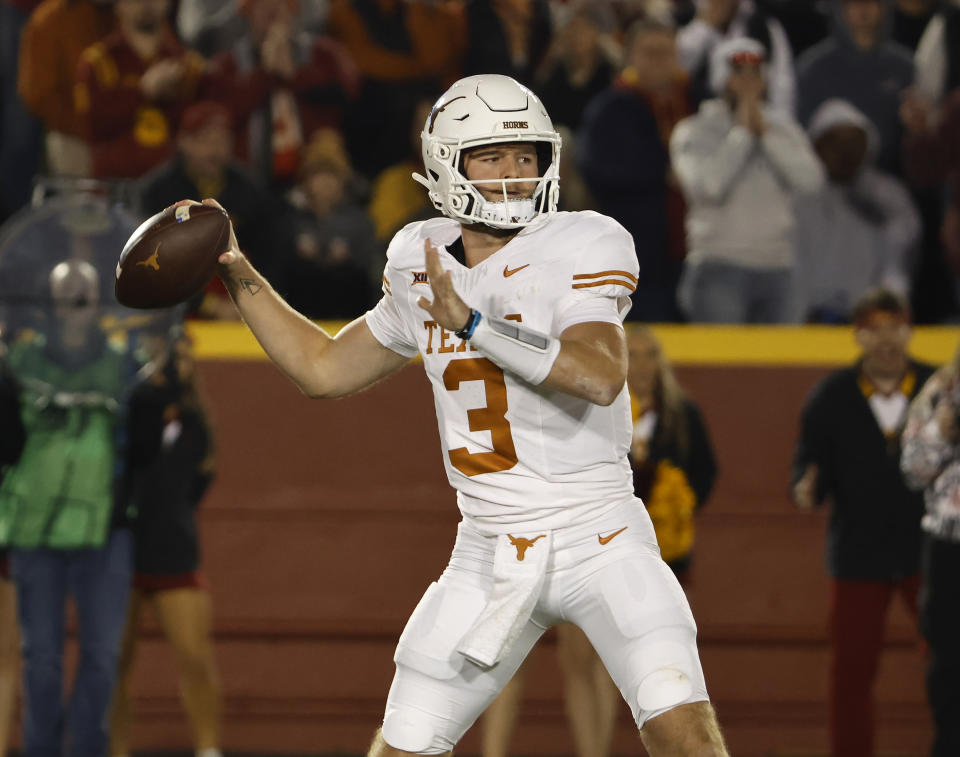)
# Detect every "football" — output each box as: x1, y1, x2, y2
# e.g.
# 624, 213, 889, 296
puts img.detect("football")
115, 203, 230, 309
